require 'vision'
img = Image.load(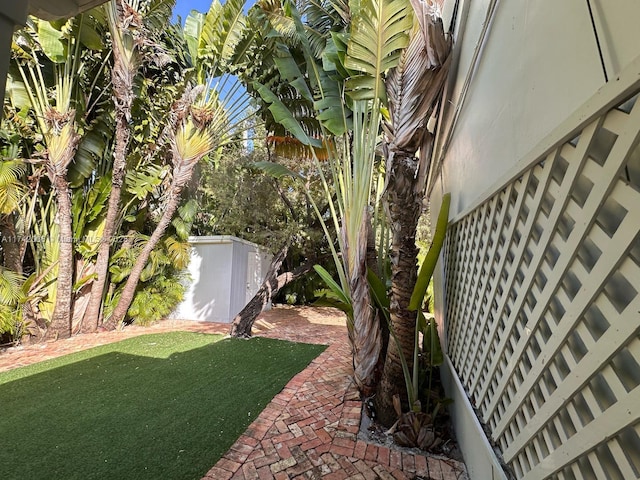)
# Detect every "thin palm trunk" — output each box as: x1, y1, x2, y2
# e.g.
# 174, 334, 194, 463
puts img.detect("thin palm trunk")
106, 186, 182, 328
82, 98, 131, 331
45, 174, 75, 340
82, 1, 135, 332
0, 218, 22, 274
